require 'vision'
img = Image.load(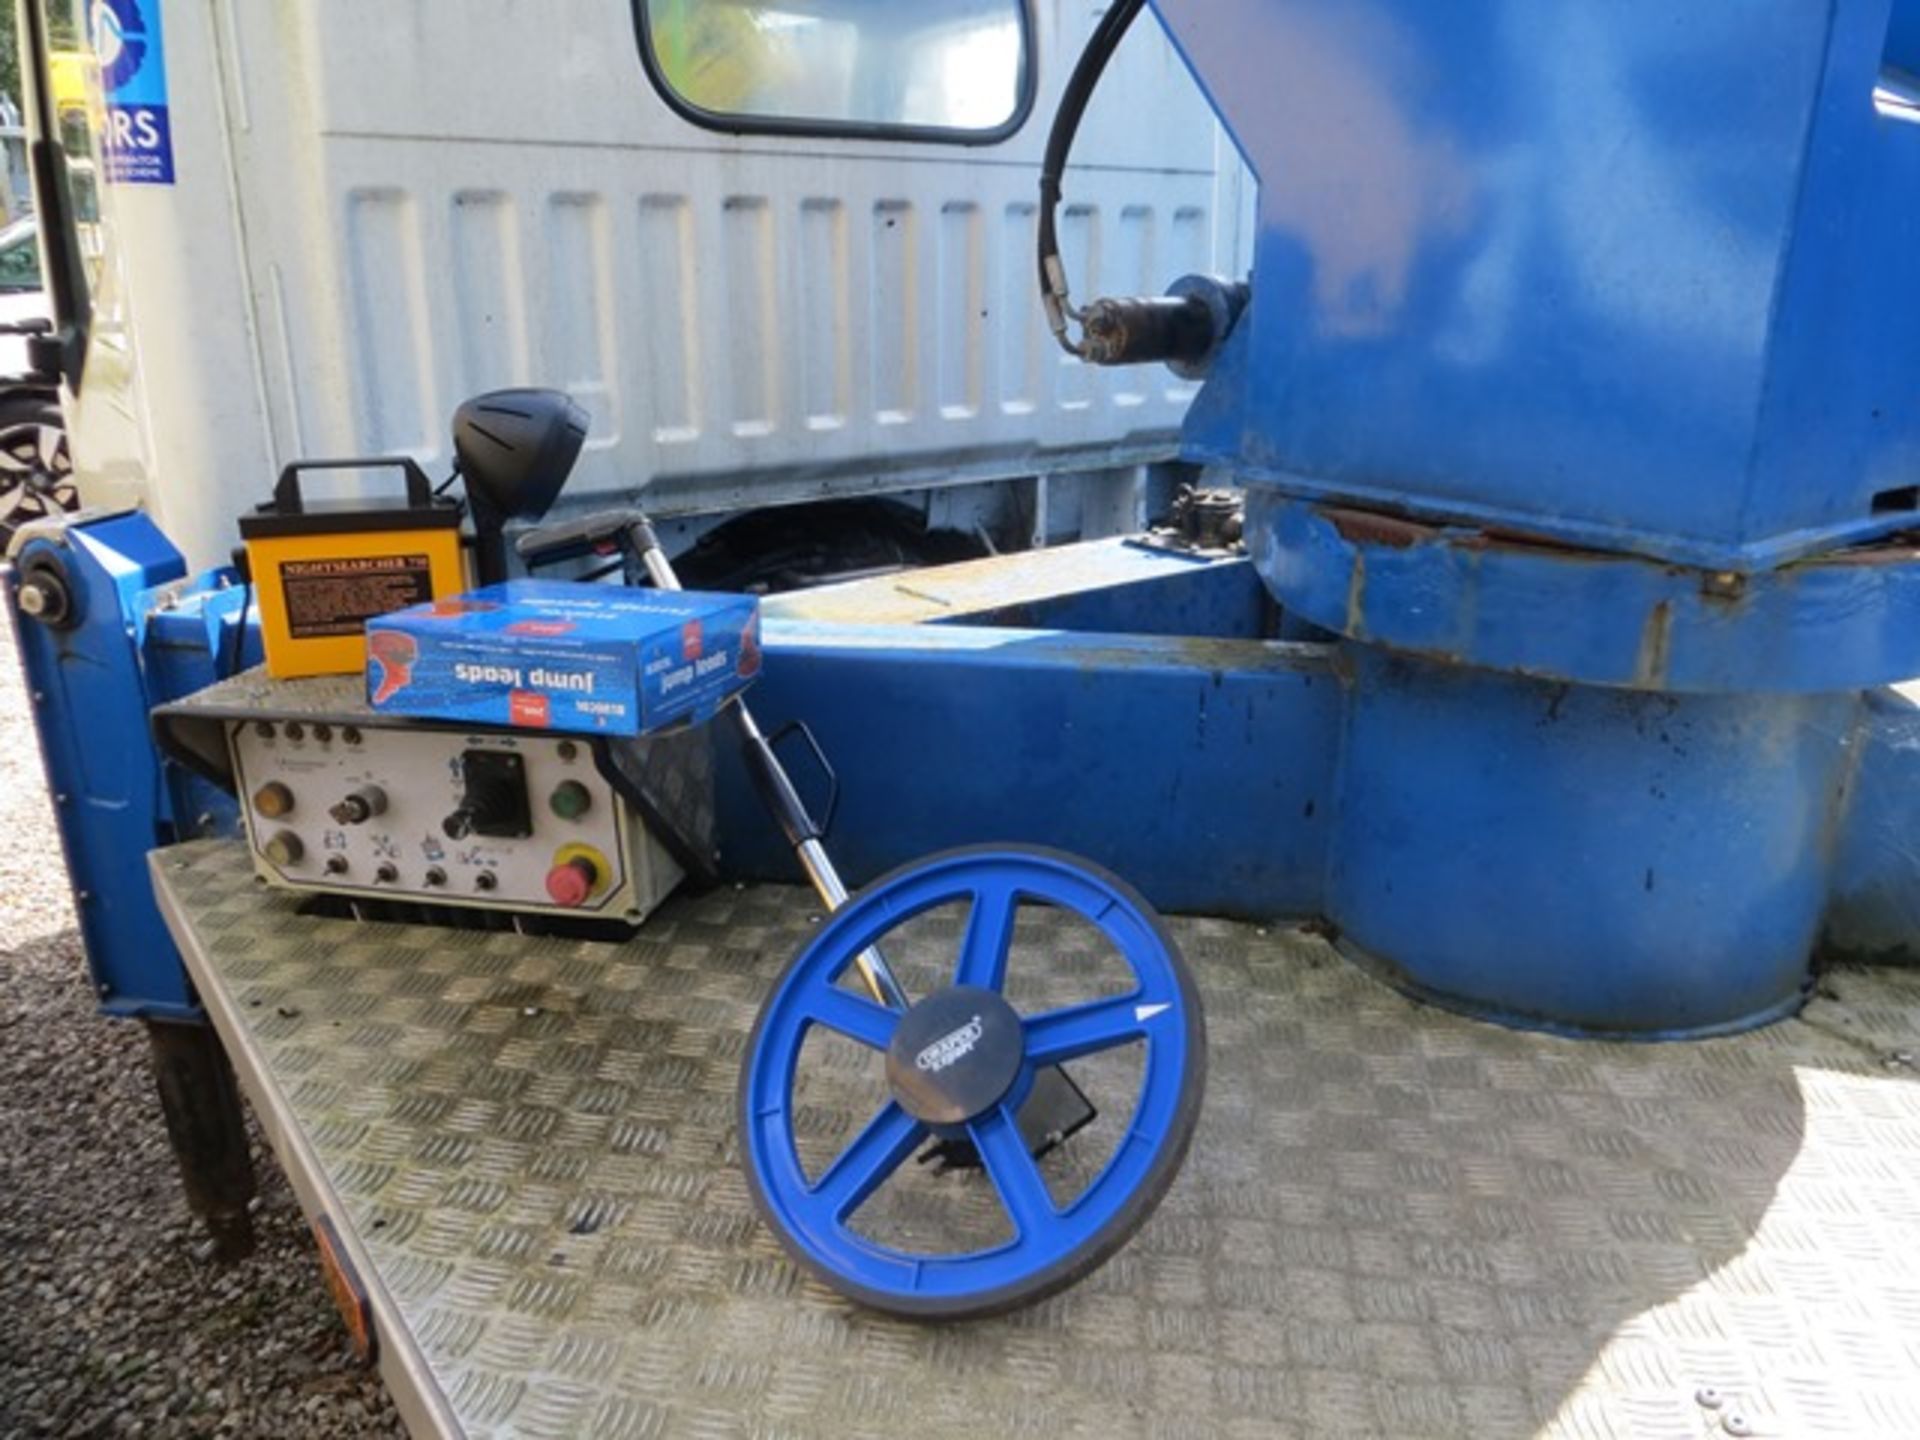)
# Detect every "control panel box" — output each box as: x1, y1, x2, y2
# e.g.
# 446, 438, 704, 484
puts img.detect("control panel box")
227, 717, 681, 920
